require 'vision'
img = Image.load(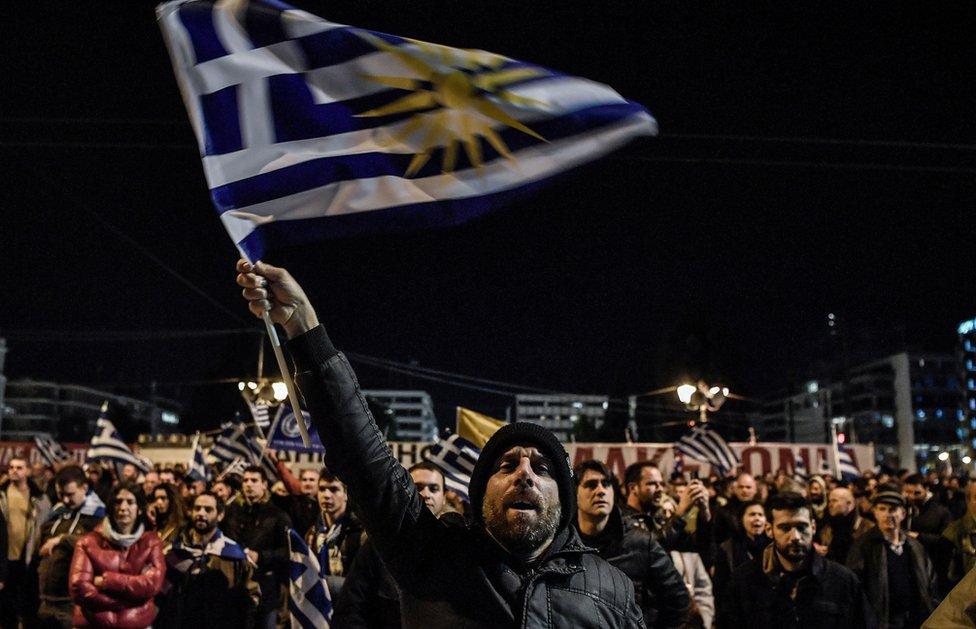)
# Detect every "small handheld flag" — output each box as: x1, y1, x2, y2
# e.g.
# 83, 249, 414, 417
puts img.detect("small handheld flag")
424, 434, 480, 501
675, 426, 739, 476
287, 528, 333, 629
34, 435, 73, 467
87, 403, 152, 474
